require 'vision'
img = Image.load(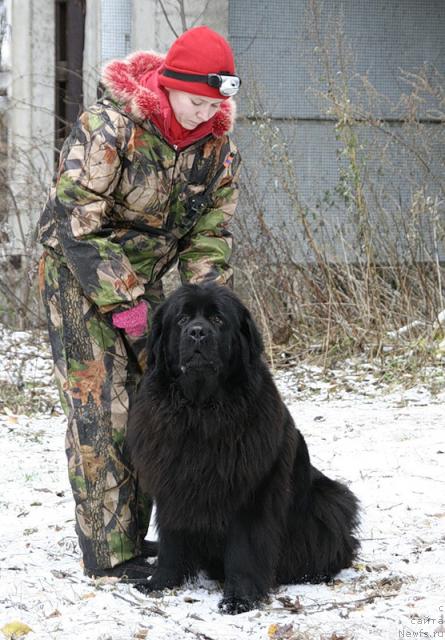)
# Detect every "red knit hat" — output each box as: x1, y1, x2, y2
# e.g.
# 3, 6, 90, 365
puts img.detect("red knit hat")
159, 26, 236, 99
